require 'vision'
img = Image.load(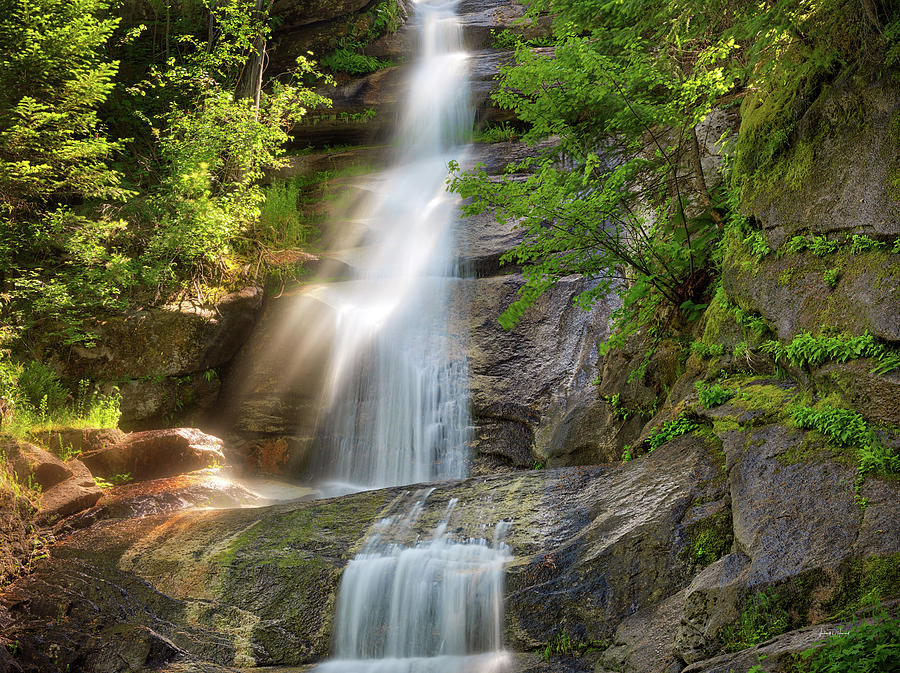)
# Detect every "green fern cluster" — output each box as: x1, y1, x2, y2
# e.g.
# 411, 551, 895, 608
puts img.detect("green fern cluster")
647, 415, 699, 451
792, 405, 898, 476
695, 381, 734, 409
761, 331, 899, 373
799, 613, 900, 673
